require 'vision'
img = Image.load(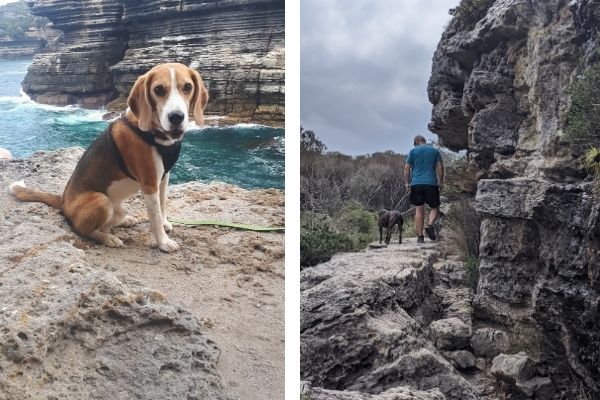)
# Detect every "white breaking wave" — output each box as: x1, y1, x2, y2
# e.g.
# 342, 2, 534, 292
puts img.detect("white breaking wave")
0, 71, 28, 76
187, 118, 278, 131
233, 123, 263, 129
0, 89, 105, 121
